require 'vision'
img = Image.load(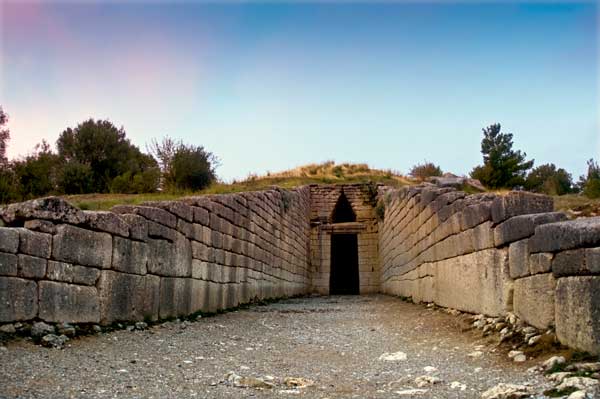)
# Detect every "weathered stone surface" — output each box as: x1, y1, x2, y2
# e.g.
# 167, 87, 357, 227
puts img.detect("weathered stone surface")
142, 201, 194, 222
39, 281, 100, 323
0, 277, 37, 321
159, 277, 192, 318
529, 253, 553, 275
513, 273, 556, 329
434, 249, 512, 316
120, 214, 148, 241
98, 270, 160, 324
192, 207, 210, 226
17, 254, 47, 279
0, 227, 19, 253
529, 217, 600, 253
82, 211, 129, 237
555, 276, 600, 355
147, 234, 192, 277
46, 261, 100, 285
0, 197, 85, 225
553, 249, 586, 277
0, 252, 17, 276
18, 228, 52, 258
508, 239, 530, 279
491, 192, 553, 224
23, 219, 57, 234
111, 205, 177, 228
112, 237, 148, 275
52, 225, 112, 268
147, 221, 177, 242
494, 212, 567, 247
